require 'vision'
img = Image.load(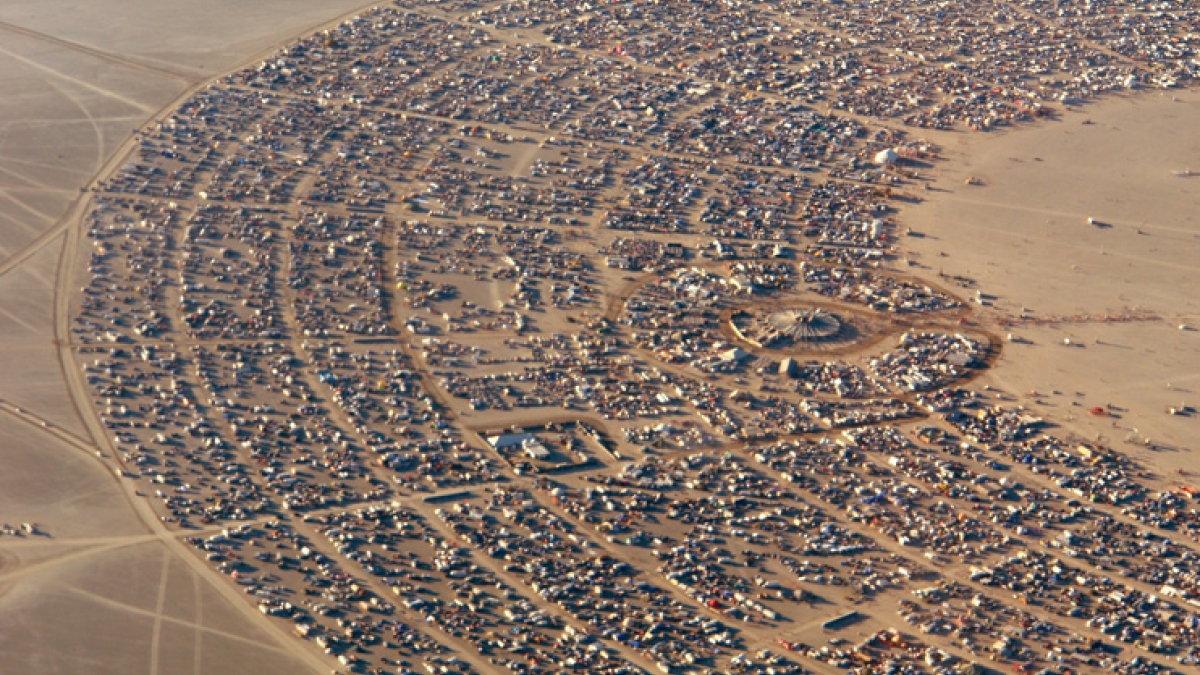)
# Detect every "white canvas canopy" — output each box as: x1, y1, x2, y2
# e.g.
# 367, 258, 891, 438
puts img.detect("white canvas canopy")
875, 148, 899, 166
